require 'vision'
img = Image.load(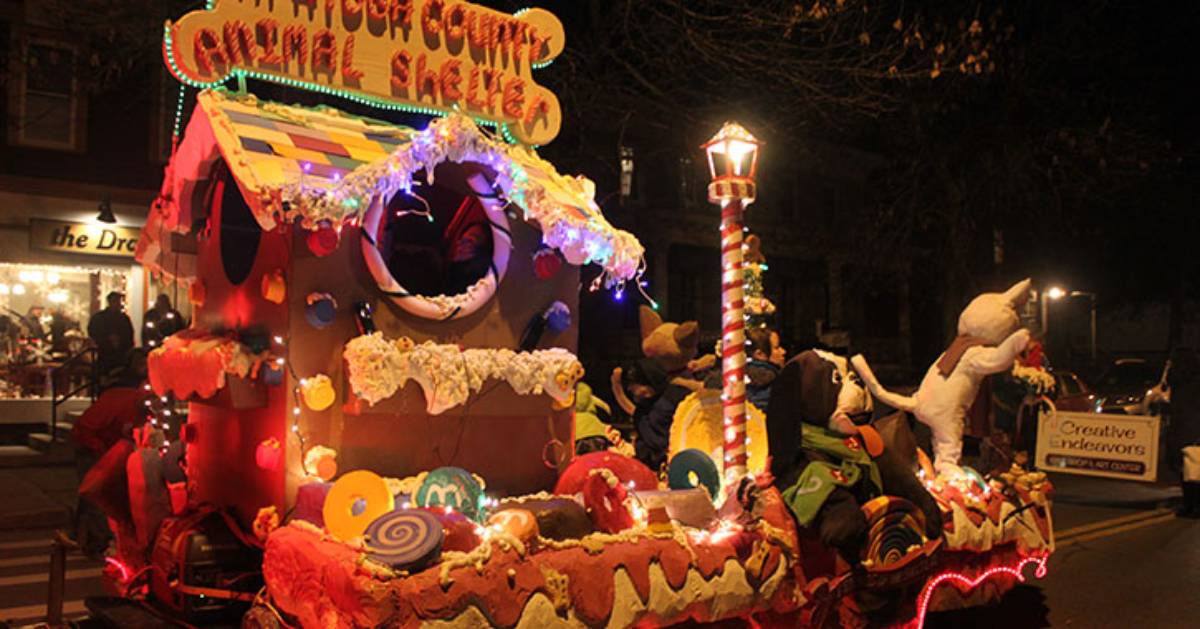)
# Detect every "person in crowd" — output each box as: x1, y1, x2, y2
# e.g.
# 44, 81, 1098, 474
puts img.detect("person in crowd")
611, 358, 674, 469
1167, 347, 1200, 518
88, 291, 134, 380
71, 350, 147, 557
21, 305, 48, 340
143, 294, 185, 347
49, 308, 79, 355
746, 326, 786, 411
